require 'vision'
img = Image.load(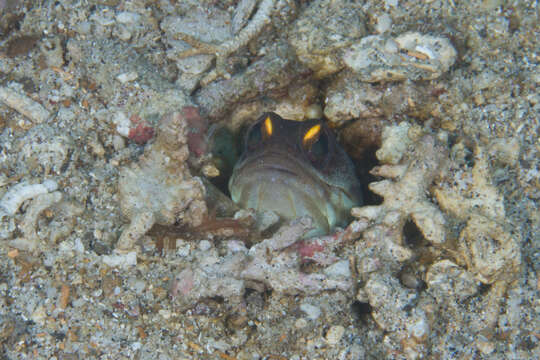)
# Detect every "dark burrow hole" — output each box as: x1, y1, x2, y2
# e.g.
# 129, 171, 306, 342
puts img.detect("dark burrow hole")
403, 218, 426, 248
350, 144, 383, 206
477, 282, 491, 296
351, 300, 372, 323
